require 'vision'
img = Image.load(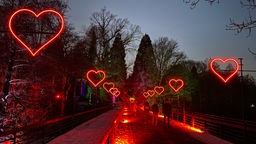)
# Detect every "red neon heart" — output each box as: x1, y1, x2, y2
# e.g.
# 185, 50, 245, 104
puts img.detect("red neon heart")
8, 9, 64, 56
168, 79, 184, 92
109, 88, 119, 96
114, 90, 120, 97
143, 92, 149, 98
103, 82, 115, 92
147, 90, 155, 97
209, 58, 239, 83
86, 70, 106, 87
154, 86, 165, 95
